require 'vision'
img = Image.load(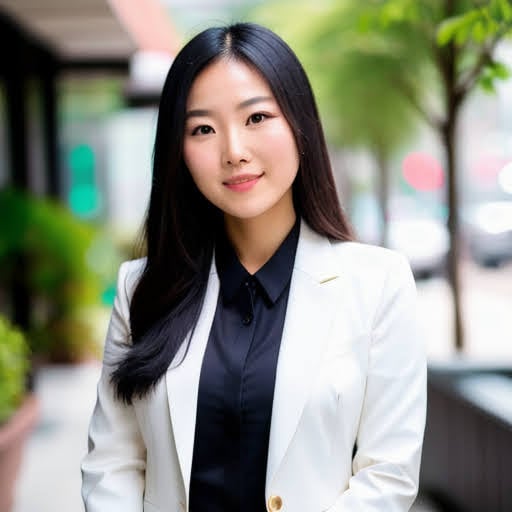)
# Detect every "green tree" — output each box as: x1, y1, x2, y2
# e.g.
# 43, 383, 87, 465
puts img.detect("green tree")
365, 0, 512, 350
255, 0, 512, 349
